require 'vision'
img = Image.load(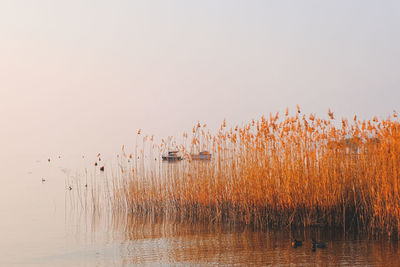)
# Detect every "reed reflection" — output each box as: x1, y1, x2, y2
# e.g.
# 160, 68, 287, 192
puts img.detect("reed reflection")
107, 215, 400, 266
